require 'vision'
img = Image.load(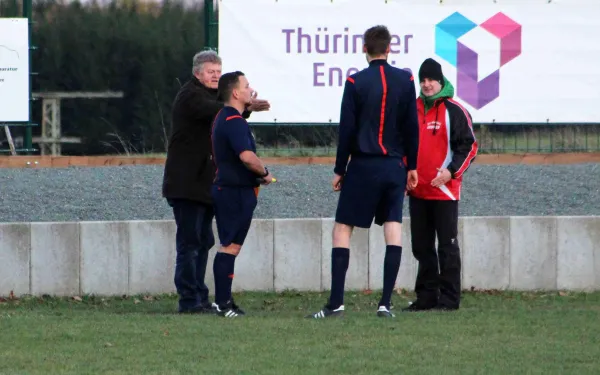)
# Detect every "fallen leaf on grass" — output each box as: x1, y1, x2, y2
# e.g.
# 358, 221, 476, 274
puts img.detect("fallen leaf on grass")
72, 296, 83, 302
164, 330, 169, 336
134, 299, 141, 304
559, 291, 569, 297
143, 295, 154, 301
104, 342, 113, 347
363, 289, 373, 295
